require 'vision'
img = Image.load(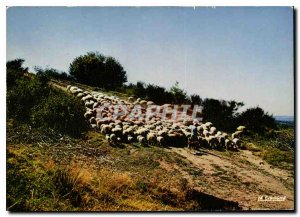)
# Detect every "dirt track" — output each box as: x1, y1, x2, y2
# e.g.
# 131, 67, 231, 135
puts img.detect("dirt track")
168, 147, 294, 210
